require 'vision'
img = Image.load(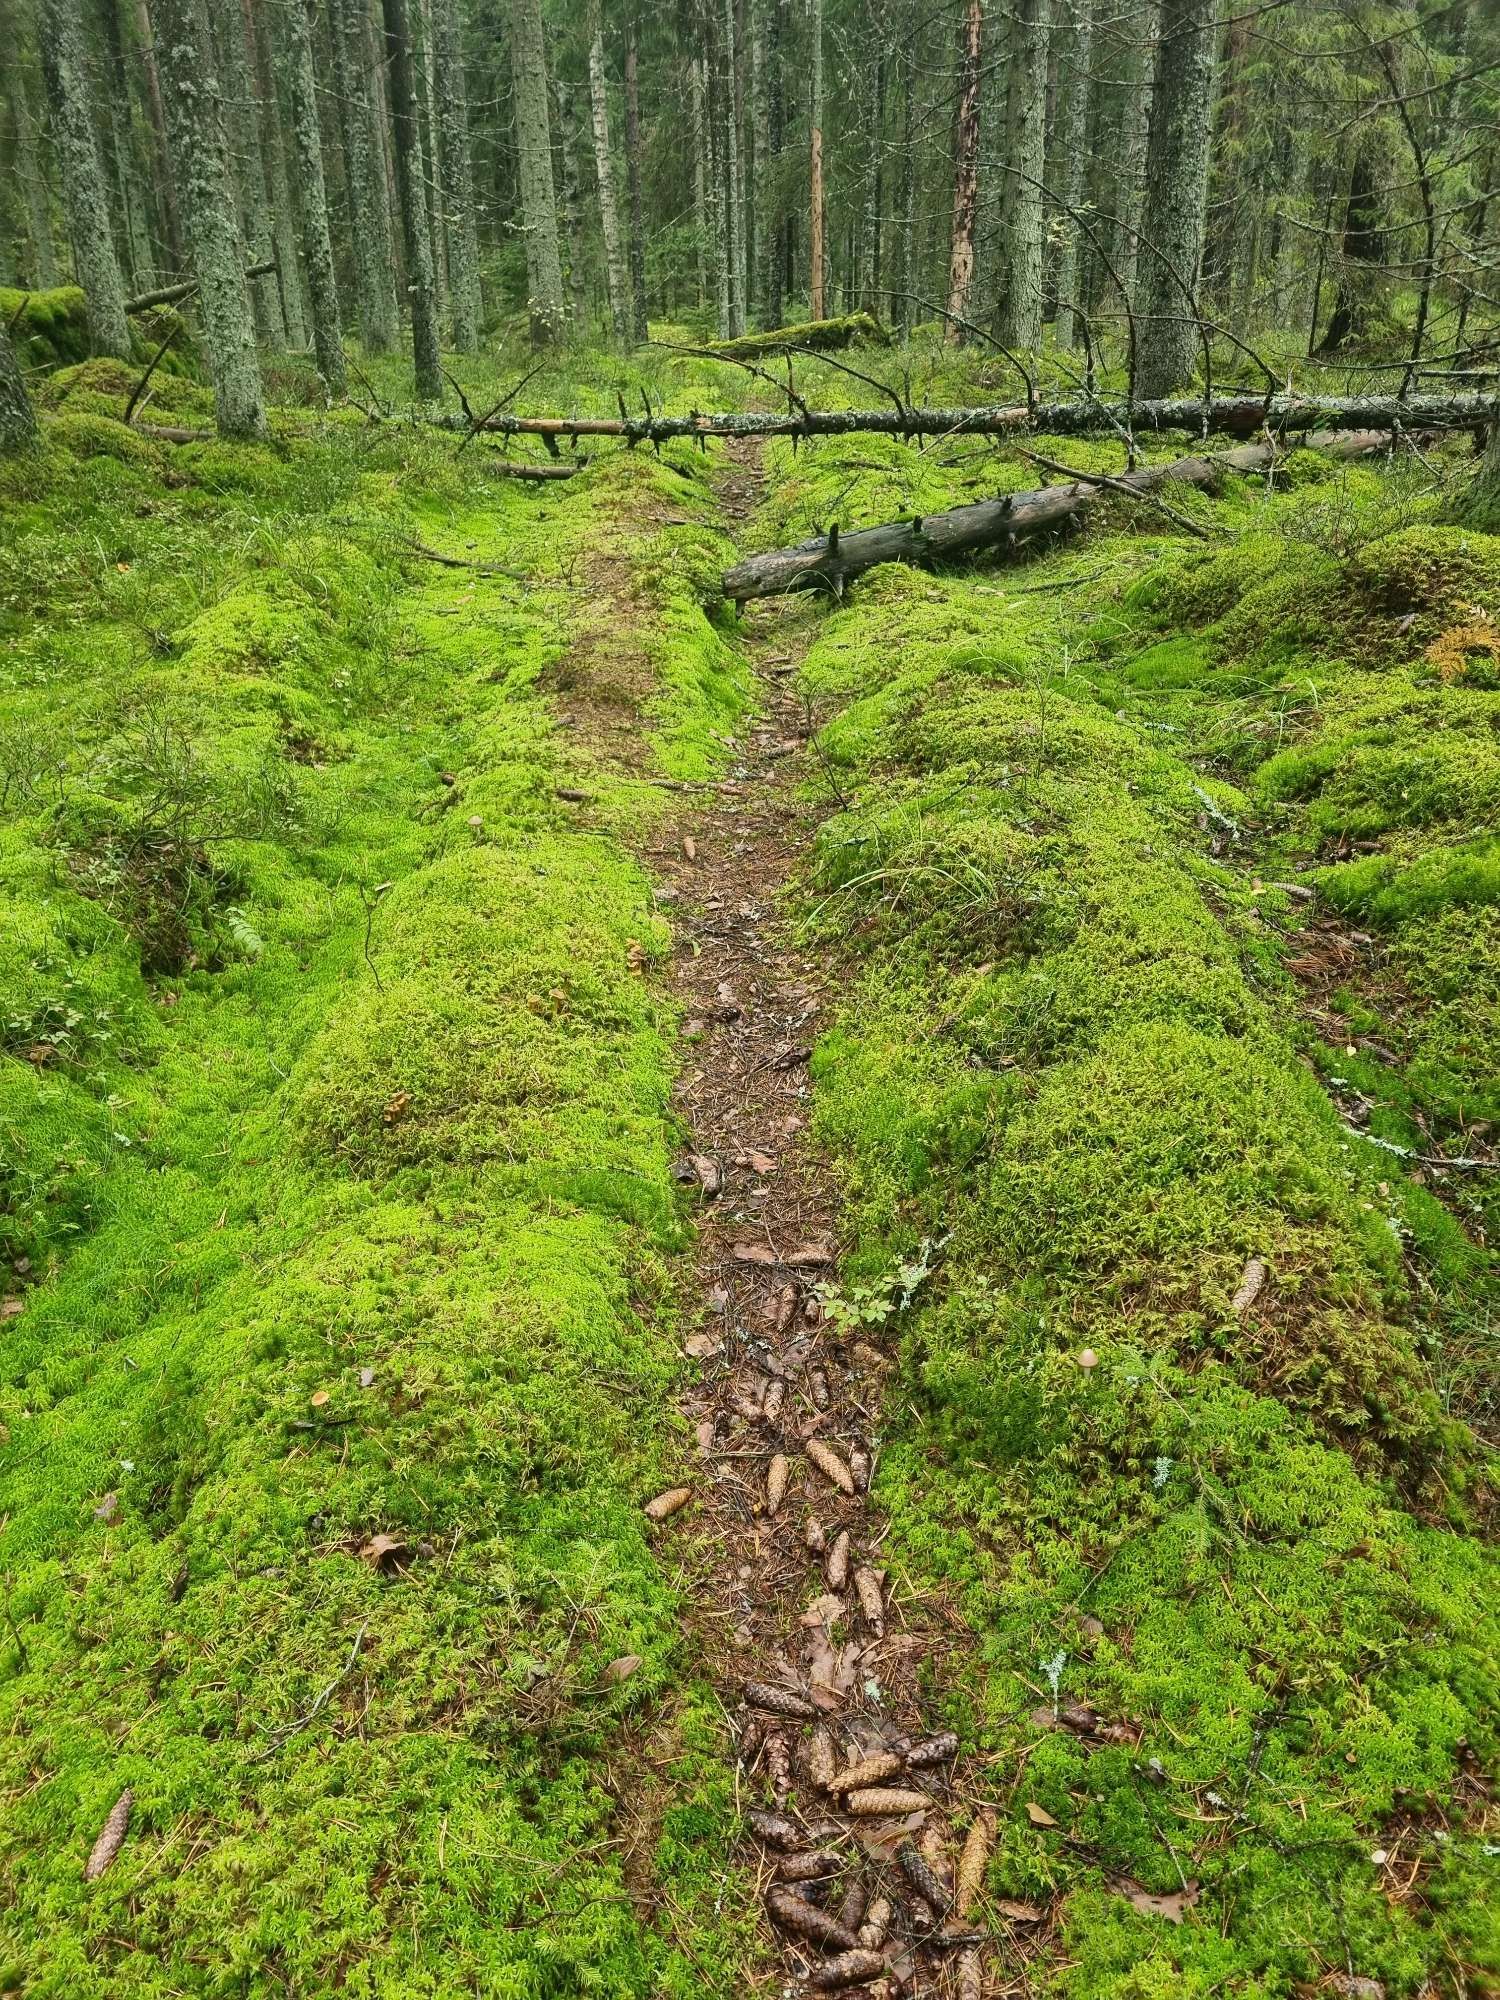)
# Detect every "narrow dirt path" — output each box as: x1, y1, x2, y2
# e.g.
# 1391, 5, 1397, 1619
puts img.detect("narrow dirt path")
643, 445, 1004, 1998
